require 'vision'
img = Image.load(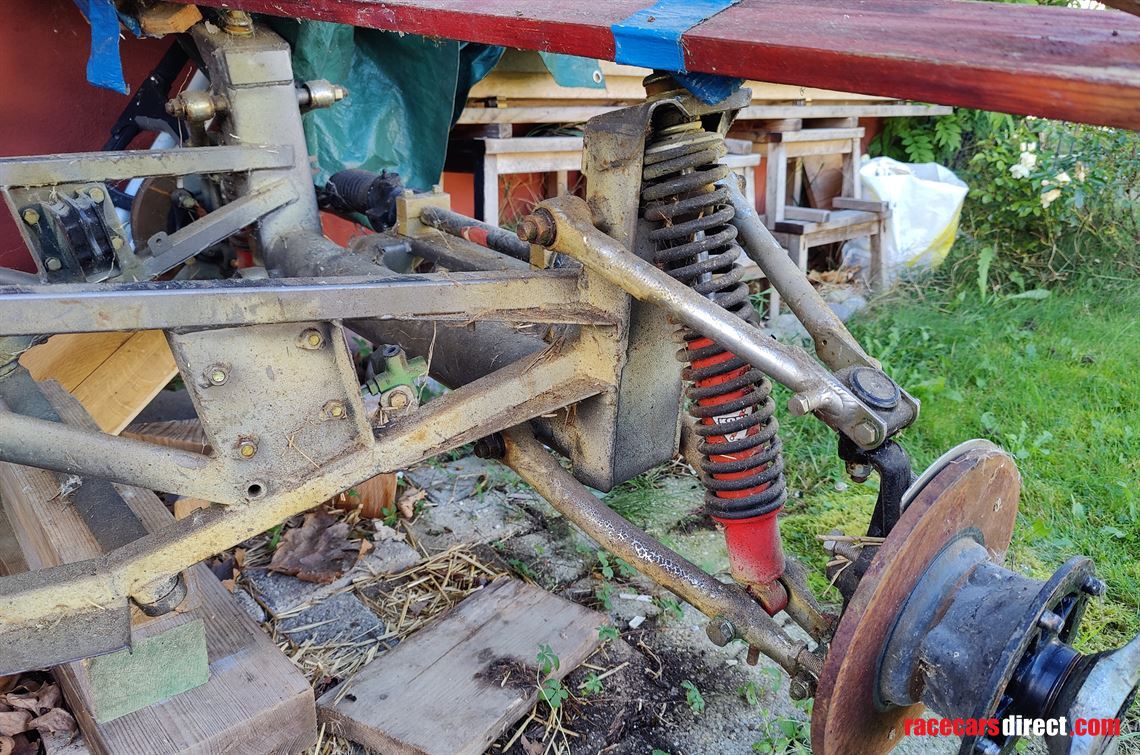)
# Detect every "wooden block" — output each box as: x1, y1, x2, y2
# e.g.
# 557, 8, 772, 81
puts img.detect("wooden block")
318, 578, 603, 755
20, 330, 178, 435
784, 206, 832, 223
0, 383, 317, 754
122, 419, 211, 454
137, 2, 203, 35
803, 153, 845, 210
832, 196, 890, 214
